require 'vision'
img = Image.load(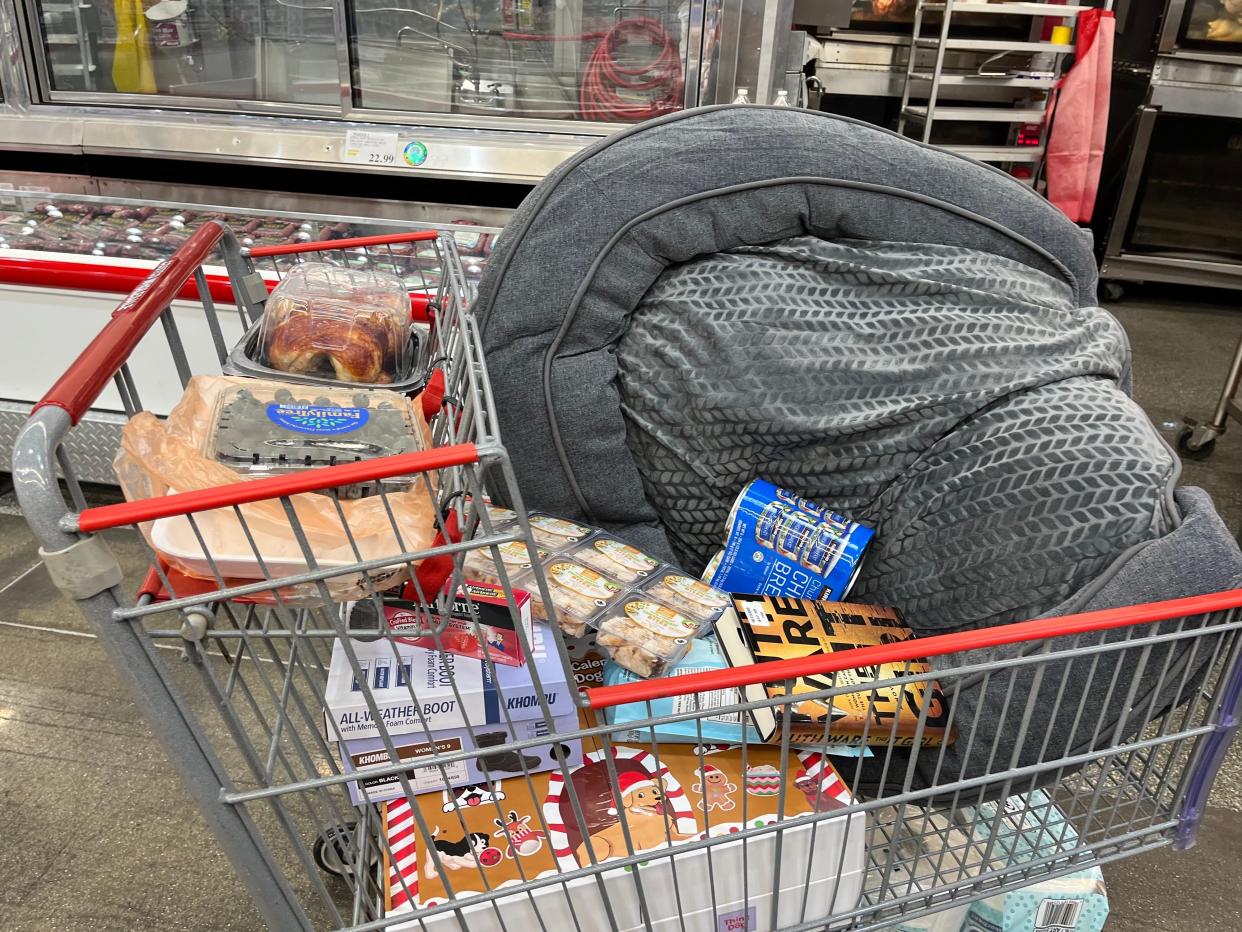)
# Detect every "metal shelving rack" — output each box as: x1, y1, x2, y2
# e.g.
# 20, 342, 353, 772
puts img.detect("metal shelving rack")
40, 0, 97, 91
897, 1, 1087, 169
